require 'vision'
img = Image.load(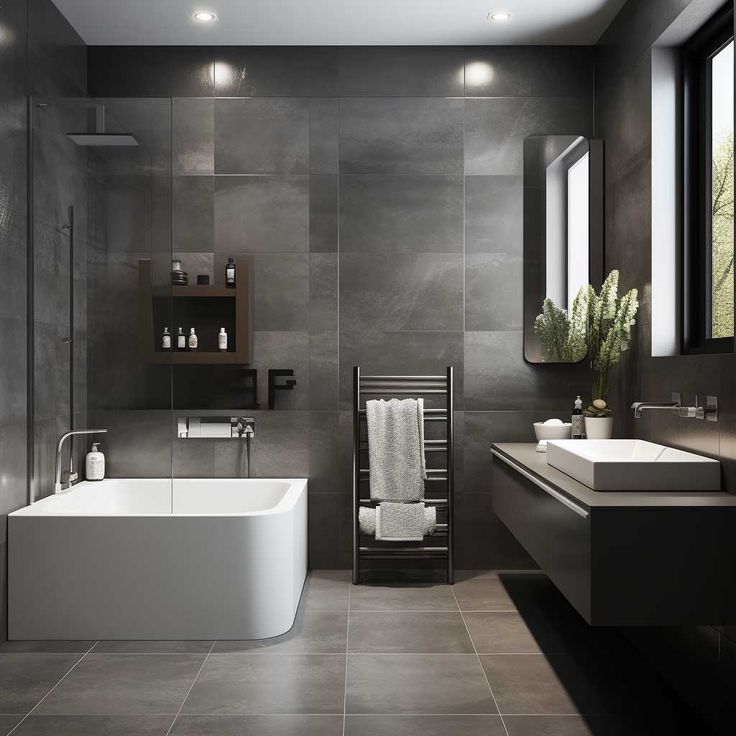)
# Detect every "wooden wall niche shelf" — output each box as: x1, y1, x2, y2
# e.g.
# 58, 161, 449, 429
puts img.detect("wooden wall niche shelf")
139, 259, 252, 365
